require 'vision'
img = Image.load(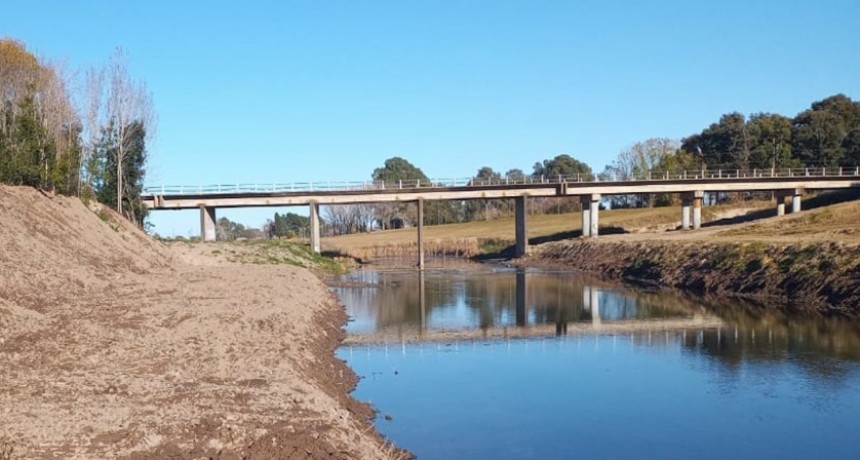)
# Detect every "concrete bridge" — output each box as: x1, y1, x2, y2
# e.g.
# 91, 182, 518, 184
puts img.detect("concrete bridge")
142, 167, 860, 266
